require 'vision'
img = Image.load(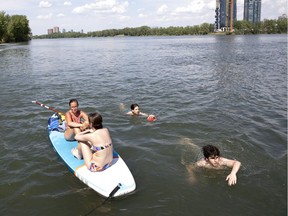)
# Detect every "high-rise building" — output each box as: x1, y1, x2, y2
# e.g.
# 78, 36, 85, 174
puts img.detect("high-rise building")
53, 26, 60, 33
215, 0, 221, 31
244, 0, 261, 24
215, 0, 237, 31
48, 29, 53, 34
